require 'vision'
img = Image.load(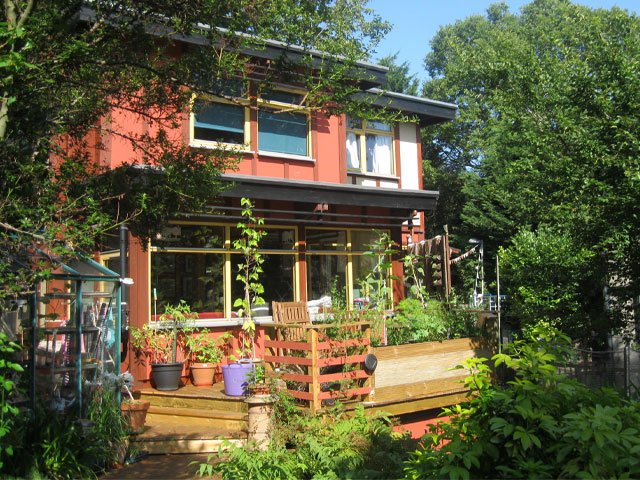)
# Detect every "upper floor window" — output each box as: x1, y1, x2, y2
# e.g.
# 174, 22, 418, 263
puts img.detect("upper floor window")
191, 80, 249, 147
193, 99, 248, 146
346, 116, 394, 175
258, 90, 310, 157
